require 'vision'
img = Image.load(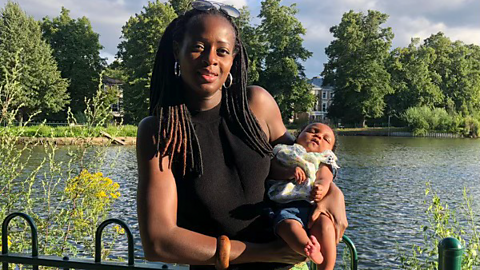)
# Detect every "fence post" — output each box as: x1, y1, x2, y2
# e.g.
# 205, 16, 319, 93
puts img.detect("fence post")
95, 218, 134, 266
438, 237, 464, 270
2, 212, 39, 270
